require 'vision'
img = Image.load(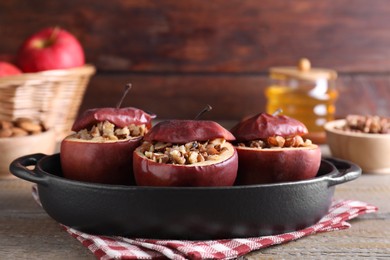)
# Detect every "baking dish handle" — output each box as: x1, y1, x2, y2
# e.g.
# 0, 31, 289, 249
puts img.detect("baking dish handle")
324, 157, 362, 187
9, 153, 49, 186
